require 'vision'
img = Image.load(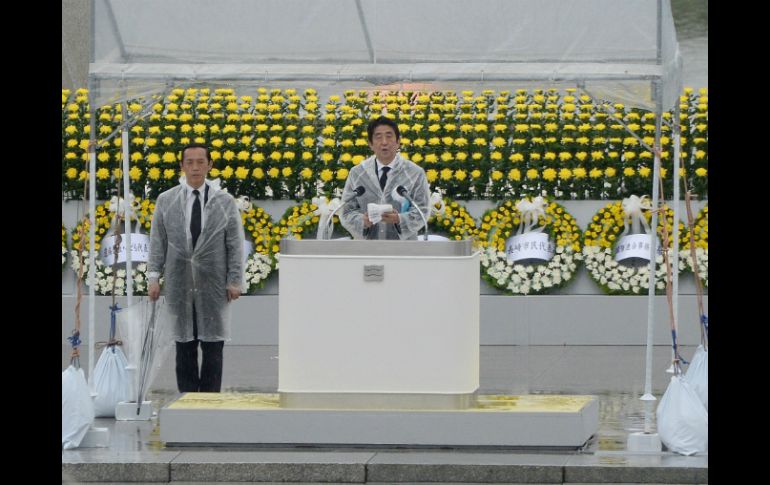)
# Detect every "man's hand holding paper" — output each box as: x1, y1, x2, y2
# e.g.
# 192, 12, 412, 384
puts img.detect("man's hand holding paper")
367, 203, 398, 224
